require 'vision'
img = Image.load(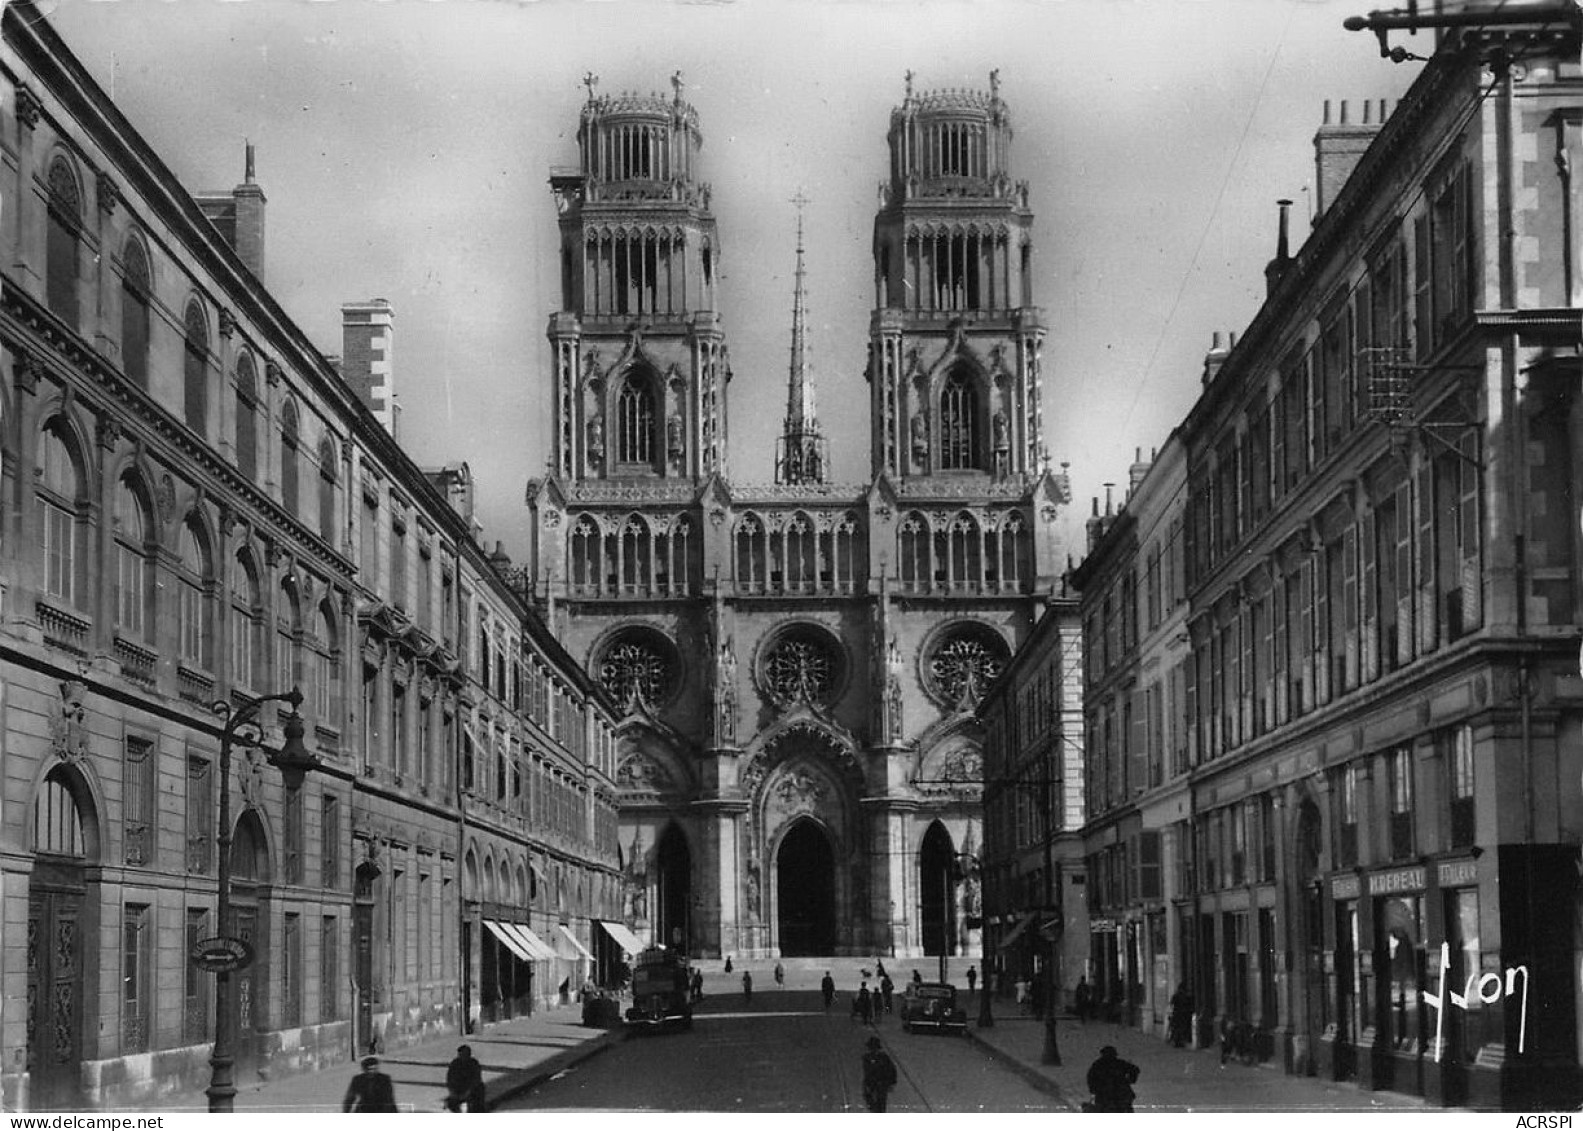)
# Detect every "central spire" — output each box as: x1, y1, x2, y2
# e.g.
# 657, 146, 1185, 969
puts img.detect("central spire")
776, 190, 827, 484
